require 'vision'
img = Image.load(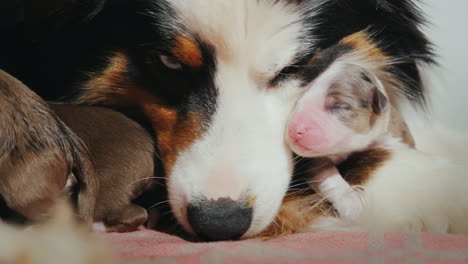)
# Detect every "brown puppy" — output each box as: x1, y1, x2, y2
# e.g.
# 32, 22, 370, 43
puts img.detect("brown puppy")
50, 104, 157, 232
0, 70, 97, 223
